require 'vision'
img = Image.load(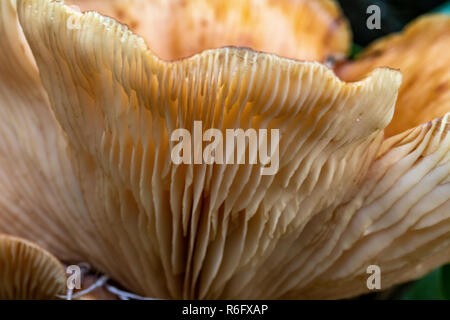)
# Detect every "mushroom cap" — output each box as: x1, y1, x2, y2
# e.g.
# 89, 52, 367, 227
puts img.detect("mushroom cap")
0, 234, 66, 299
336, 15, 450, 137
66, 0, 351, 62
